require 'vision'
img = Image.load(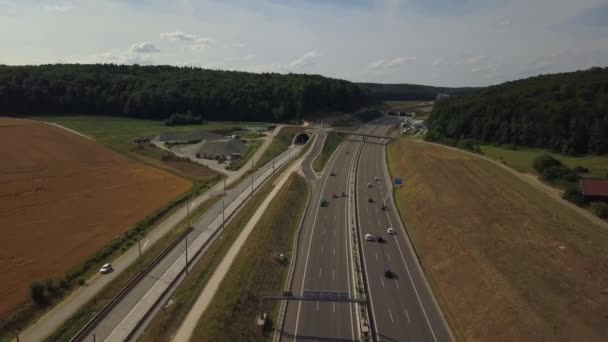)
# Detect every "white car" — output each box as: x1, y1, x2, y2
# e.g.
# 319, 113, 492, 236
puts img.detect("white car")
387, 227, 395, 235
99, 263, 113, 274
365, 233, 374, 241
367, 182, 373, 188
